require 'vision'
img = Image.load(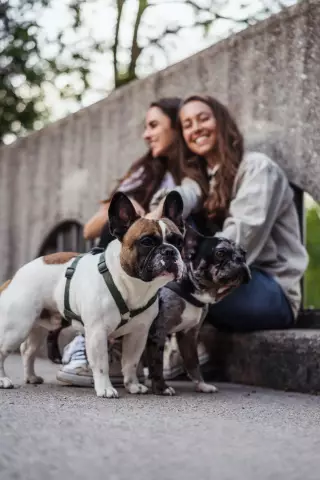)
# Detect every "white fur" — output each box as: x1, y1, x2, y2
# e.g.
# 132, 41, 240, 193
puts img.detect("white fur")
158, 220, 167, 240
0, 238, 184, 398
159, 219, 185, 280
170, 303, 203, 334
